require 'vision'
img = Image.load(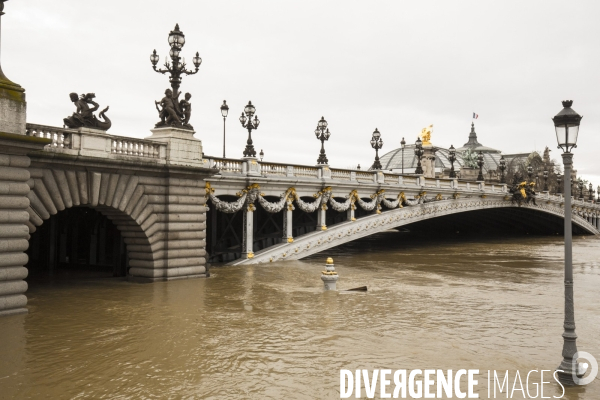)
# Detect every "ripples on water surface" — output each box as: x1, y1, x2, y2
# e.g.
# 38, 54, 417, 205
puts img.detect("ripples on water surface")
1, 233, 599, 399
